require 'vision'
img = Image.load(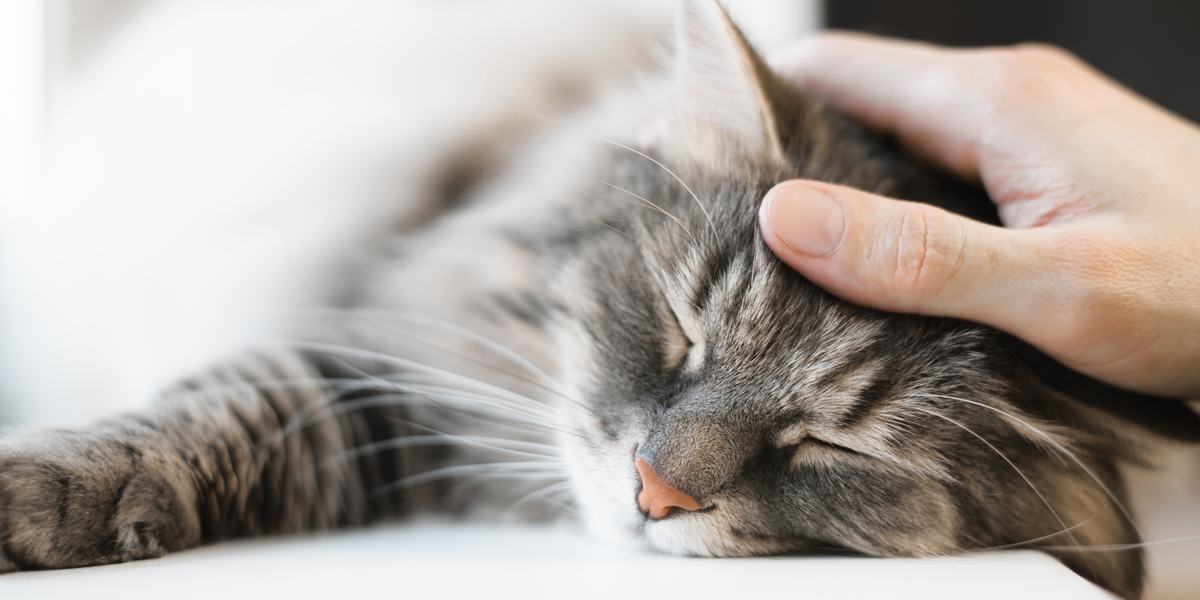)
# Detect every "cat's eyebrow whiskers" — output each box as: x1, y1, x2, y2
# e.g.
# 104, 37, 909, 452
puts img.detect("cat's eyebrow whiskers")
531, 111, 717, 238
590, 134, 717, 239
509, 165, 694, 241
592, 219, 637, 242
